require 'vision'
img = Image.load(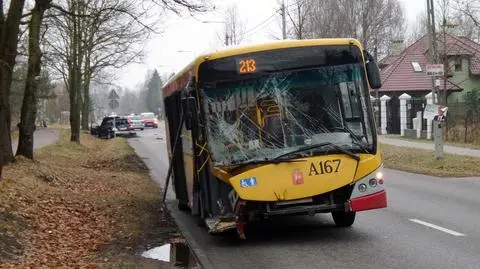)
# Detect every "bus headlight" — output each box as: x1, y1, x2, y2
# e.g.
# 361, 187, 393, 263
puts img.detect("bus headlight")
349, 165, 388, 211
350, 165, 385, 199
358, 183, 368, 192
375, 171, 384, 184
